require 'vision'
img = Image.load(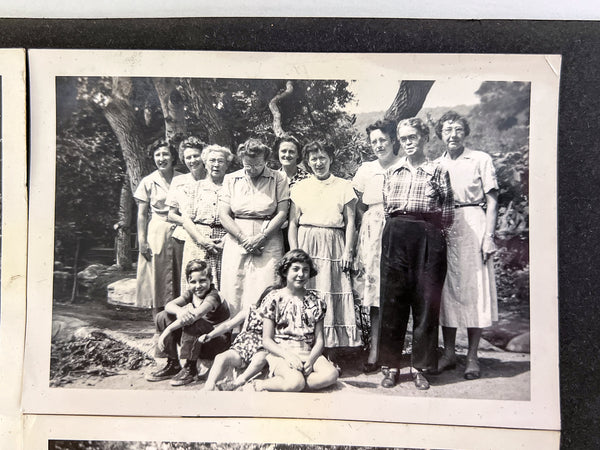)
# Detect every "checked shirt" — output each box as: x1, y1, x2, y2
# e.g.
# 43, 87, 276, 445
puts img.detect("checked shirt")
382, 157, 454, 230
